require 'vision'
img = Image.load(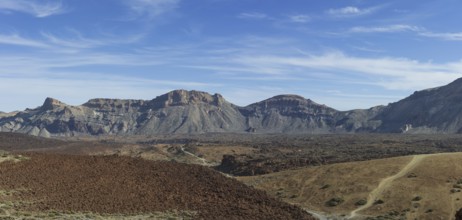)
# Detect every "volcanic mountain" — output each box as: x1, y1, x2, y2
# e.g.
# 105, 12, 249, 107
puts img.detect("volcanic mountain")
2, 78, 462, 137
372, 78, 462, 133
